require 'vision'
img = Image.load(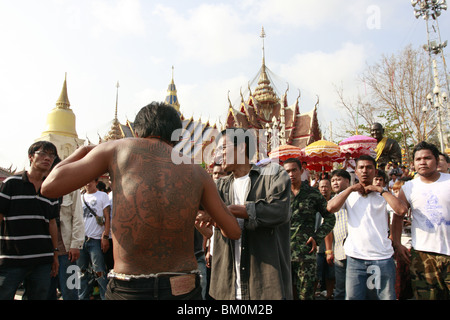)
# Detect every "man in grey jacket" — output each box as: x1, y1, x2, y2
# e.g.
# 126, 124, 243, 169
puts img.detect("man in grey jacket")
209, 128, 292, 300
